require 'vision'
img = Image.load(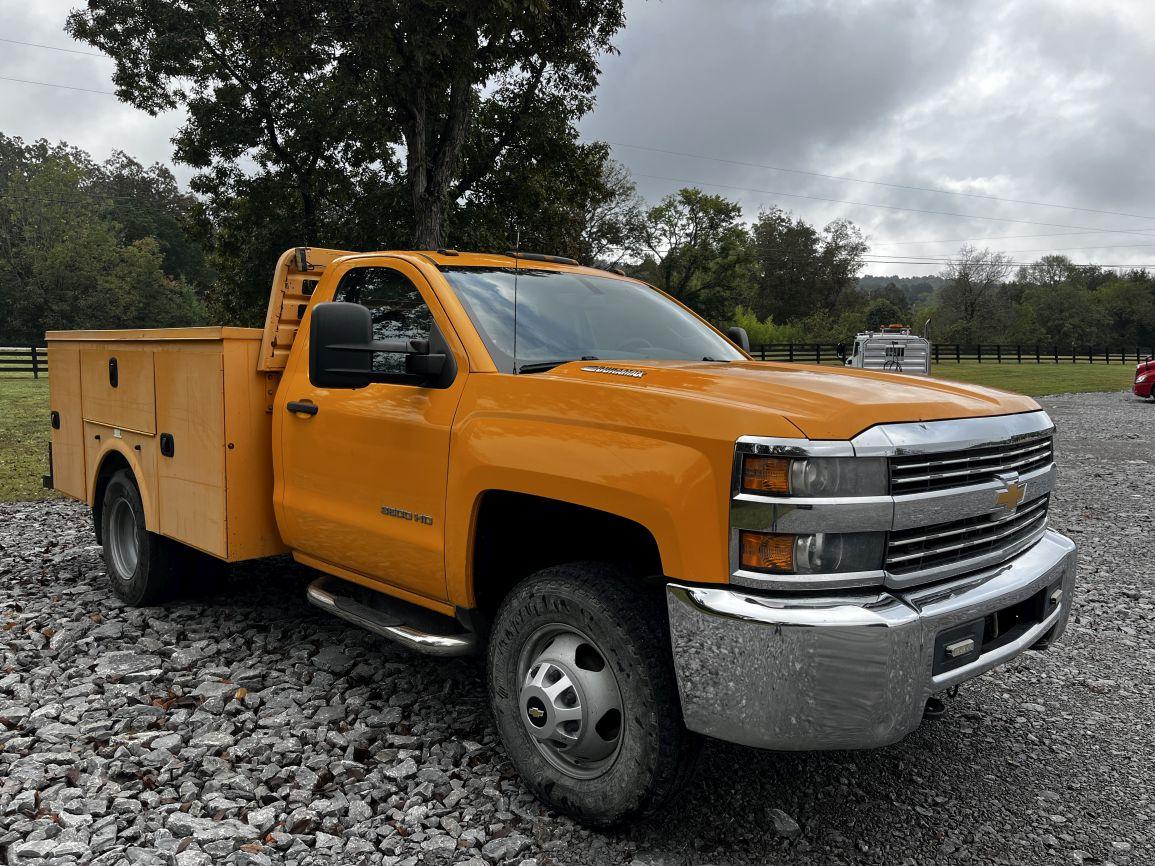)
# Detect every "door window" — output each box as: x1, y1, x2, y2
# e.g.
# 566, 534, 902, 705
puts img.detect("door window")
332, 266, 433, 374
